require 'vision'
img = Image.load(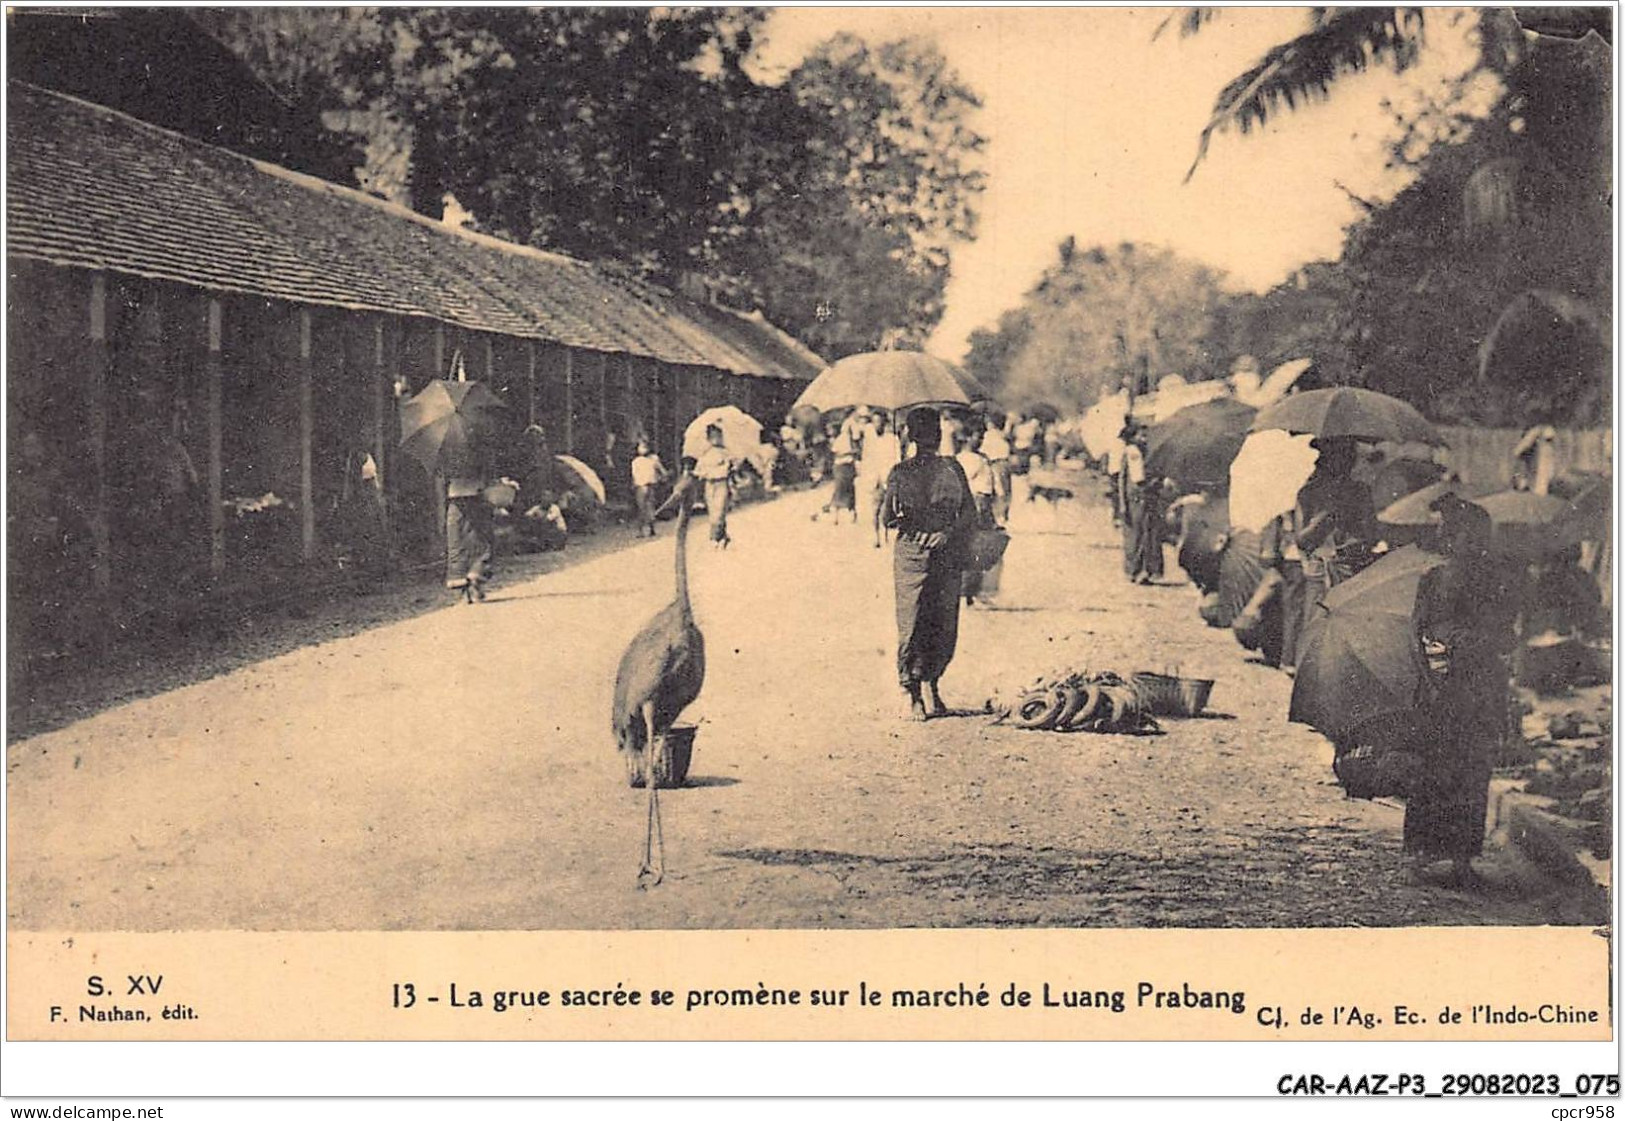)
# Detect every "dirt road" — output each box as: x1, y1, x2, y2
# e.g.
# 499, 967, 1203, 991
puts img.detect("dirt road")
7, 479, 1599, 929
